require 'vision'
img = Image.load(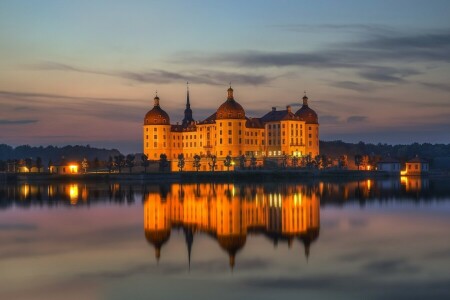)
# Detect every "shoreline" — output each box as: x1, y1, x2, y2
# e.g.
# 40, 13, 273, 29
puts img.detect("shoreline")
2, 169, 446, 184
